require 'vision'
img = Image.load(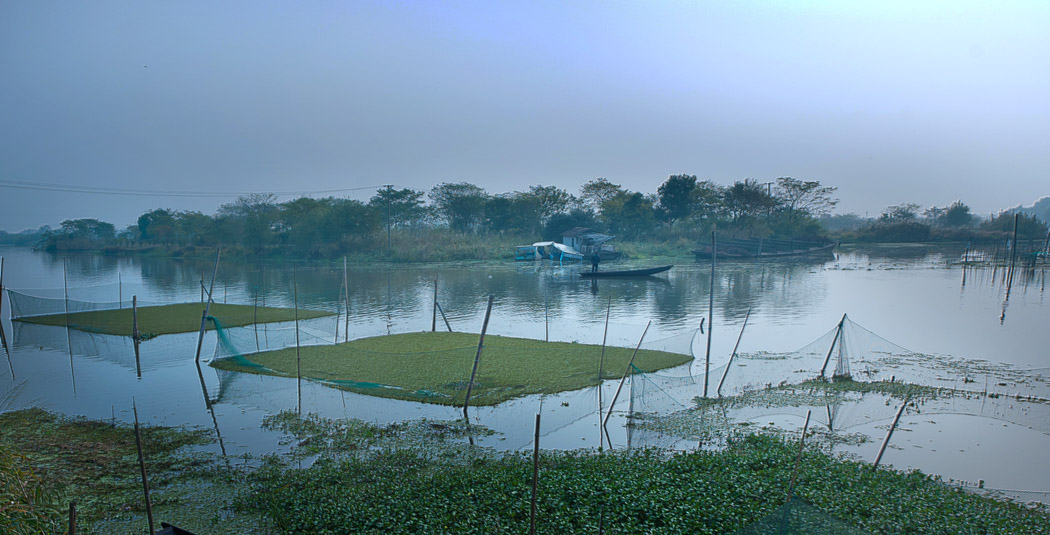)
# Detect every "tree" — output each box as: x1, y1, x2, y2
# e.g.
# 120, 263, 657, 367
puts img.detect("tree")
656, 174, 697, 227
981, 212, 1049, 240
601, 191, 656, 238
369, 187, 427, 228
217, 193, 279, 251
943, 201, 975, 227
878, 203, 920, 223
484, 193, 539, 234
723, 179, 776, 221
137, 208, 177, 243
522, 185, 573, 227
579, 178, 624, 215
429, 182, 488, 233
773, 177, 838, 220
